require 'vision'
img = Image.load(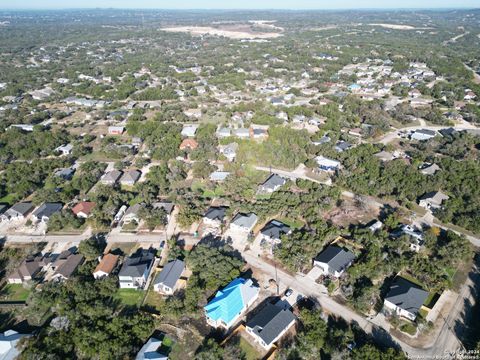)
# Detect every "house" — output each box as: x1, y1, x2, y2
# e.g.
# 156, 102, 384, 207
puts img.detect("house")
259, 220, 291, 246
204, 277, 260, 330
419, 163, 440, 175
93, 253, 119, 279
313, 246, 355, 278
54, 167, 75, 180
383, 277, 429, 321
179, 138, 198, 151
209, 171, 230, 182
135, 337, 168, 360
120, 169, 141, 186
203, 206, 228, 227
55, 143, 73, 156
367, 220, 383, 233
245, 303, 296, 350
8, 255, 48, 284
219, 142, 238, 162
391, 225, 424, 252
100, 170, 122, 185
152, 202, 175, 221
0, 202, 33, 222
108, 126, 125, 135
374, 151, 395, 162
32, 202, 63, 223
123, 203, 143, 224
230, 213, 258, 233
51, 253, 84, 281
216, 127, 232, 138
335, 141, 352, 153
0, 330, 31, 360
257, 174, 286, 194
233, 128, 250, 139
118, 248, 155, 289
71, 201, 95, 218
411, 129, 436, 141
418, 191, 449, 210
315, 156, 341, 172
153, 259, 185, 295
181, 124, 199, 138
250, 127, 269, 140
132, 137, 143, 147
438, 127, 458, 138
